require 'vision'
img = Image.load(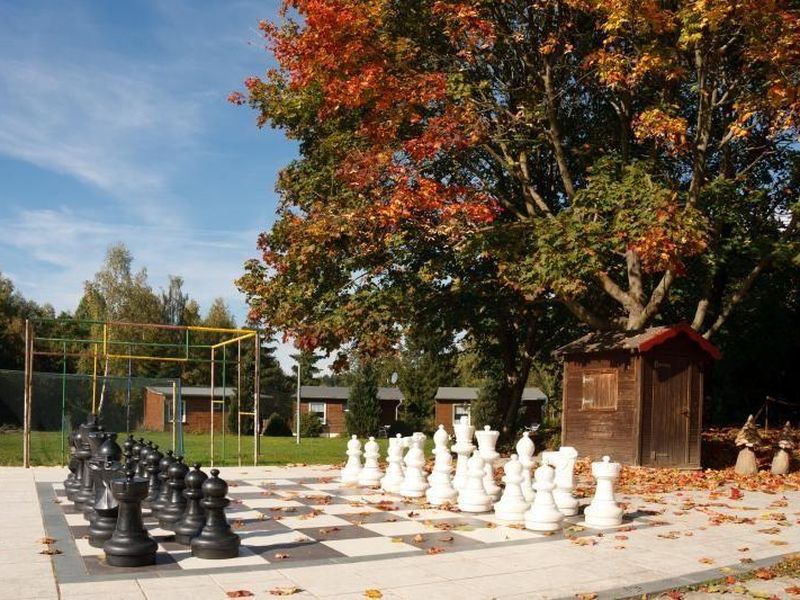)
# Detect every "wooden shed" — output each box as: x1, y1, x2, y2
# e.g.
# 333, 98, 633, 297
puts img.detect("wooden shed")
556, 324, 720, 469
